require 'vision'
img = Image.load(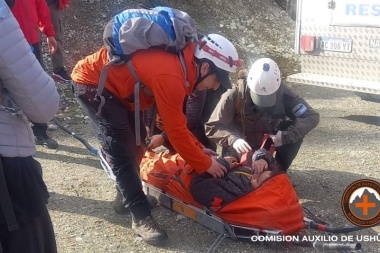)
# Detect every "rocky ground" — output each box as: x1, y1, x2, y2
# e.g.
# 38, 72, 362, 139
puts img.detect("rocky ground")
37, 0, 380, 252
